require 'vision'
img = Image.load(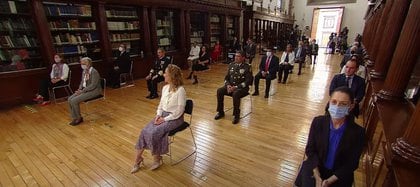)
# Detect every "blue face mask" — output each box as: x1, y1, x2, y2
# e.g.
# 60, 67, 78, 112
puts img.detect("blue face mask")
328, 103, 350, 119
